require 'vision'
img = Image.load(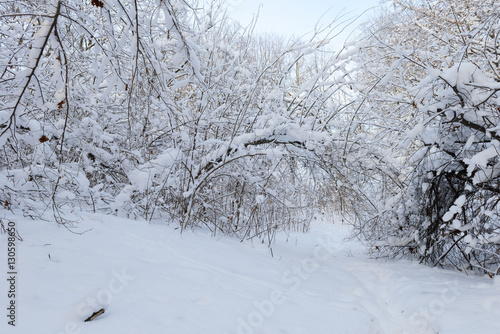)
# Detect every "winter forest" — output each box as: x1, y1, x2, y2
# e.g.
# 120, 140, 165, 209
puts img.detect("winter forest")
1, 0, 500, 283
